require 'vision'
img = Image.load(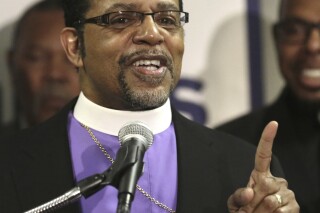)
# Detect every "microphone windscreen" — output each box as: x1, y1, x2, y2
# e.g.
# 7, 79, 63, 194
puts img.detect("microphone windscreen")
118, 121, 153, 148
